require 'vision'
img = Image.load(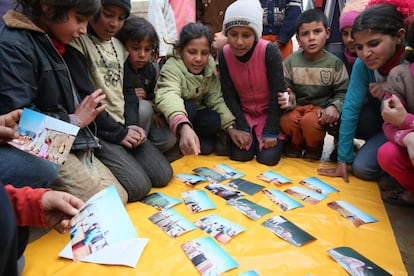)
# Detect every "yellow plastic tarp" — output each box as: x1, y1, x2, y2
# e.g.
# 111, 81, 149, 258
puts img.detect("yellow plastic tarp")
23, 155, 407, 276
